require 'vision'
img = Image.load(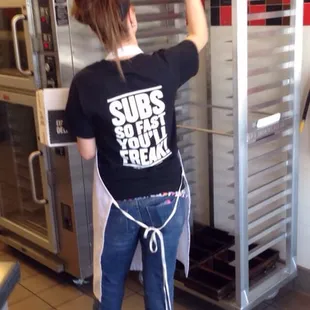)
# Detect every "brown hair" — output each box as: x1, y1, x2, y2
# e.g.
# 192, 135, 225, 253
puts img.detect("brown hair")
72, 0, 131, 79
